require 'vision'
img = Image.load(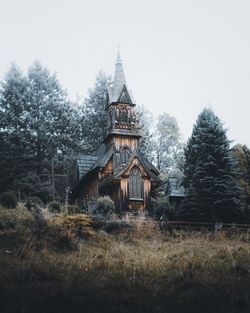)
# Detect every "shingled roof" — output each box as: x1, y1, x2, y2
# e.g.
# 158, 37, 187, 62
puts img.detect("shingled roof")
77, 155, 97, 179
77, 143, 113, 179
113, 149, 161, 183
168, 178, 185, 198
77, 141, 161, 186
